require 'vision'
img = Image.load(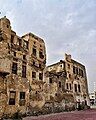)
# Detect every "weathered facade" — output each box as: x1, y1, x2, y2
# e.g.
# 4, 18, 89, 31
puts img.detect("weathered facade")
0, 16, 46, 117
44, 60, 75, 111
44, 54, 90, 110
44, 60, 66, 101
0, 16, 90, 117
65, 54, 90, 106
